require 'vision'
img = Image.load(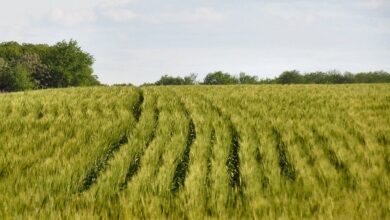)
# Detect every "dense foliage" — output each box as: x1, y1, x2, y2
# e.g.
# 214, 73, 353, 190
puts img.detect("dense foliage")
203, 71, 239, 85
155, 73, 197, 85
0, 40, 100, 92
0, 85, 389, 219
152, 70, 390, 85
